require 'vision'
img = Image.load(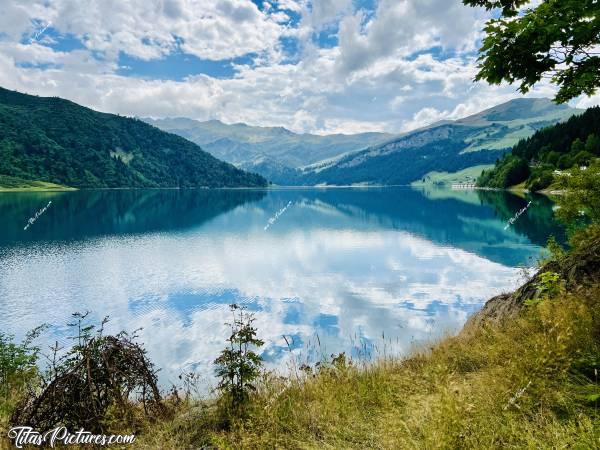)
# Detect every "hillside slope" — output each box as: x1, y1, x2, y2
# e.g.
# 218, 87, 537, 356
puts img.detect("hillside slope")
297, 98, 580, 186
143, 117, 393, 178
0, 87, 267, 188
478, 106, 600, 190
